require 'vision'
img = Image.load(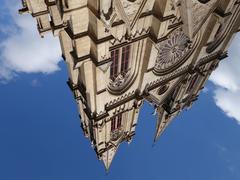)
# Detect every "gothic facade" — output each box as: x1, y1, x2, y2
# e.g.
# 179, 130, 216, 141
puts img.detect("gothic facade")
19, 0, 240, 170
